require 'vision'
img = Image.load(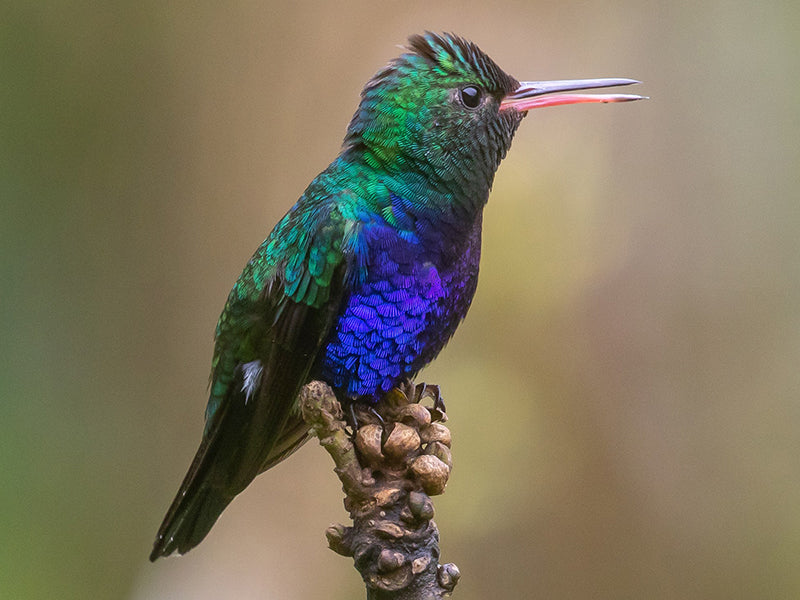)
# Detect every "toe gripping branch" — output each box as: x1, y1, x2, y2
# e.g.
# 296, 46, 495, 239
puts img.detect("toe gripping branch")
300, 380, 459, 599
